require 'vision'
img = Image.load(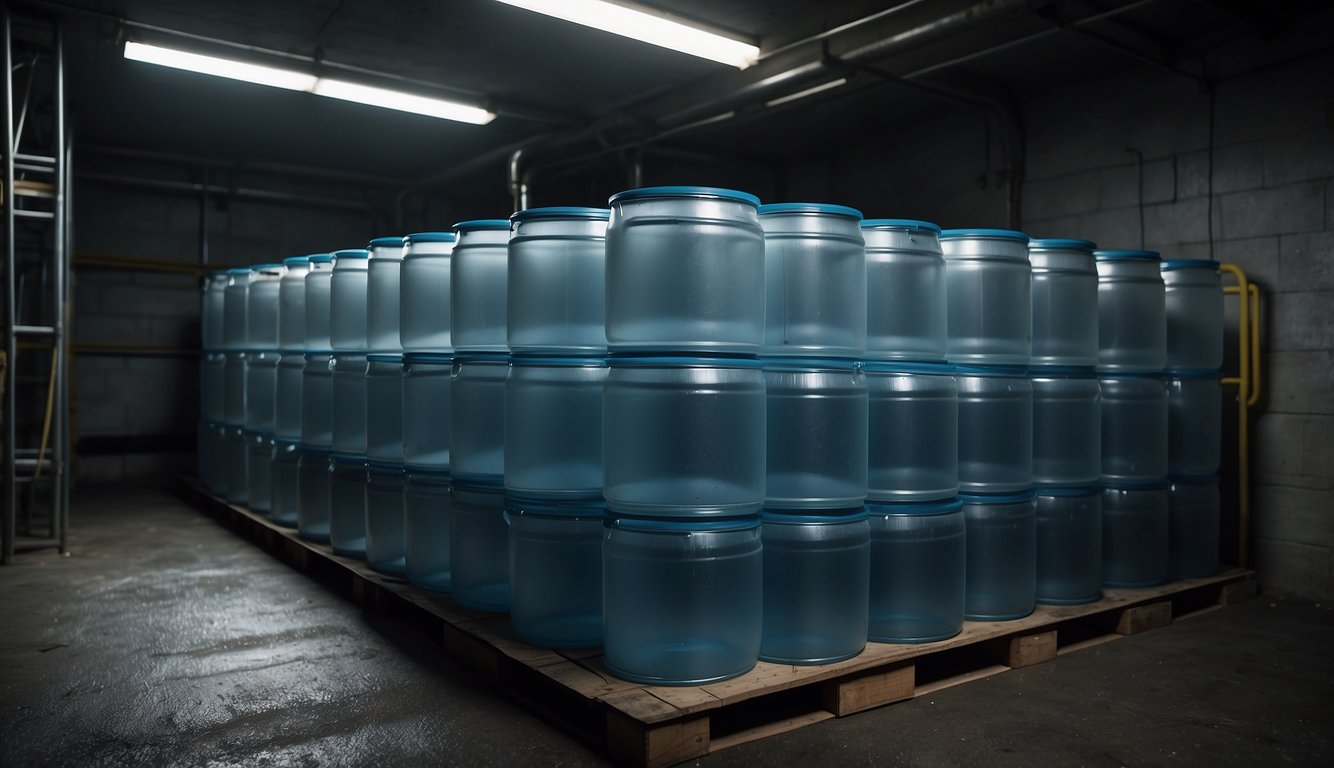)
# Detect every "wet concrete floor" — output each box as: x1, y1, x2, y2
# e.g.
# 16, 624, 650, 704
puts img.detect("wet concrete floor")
1, 486, 1330, 766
